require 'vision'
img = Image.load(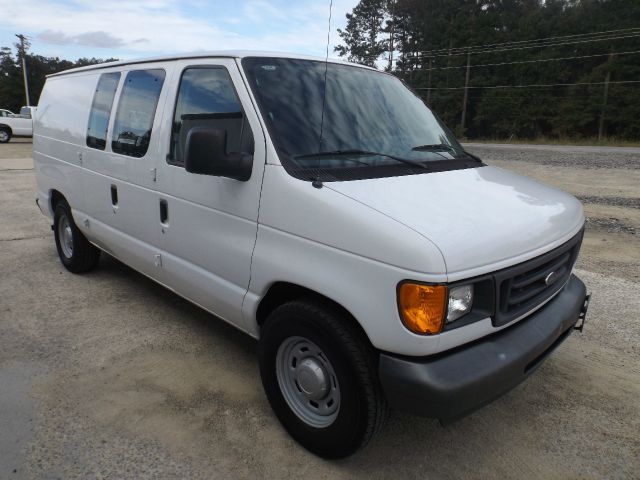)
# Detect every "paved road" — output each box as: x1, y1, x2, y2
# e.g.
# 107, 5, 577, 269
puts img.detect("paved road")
1, 142, 639, 479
